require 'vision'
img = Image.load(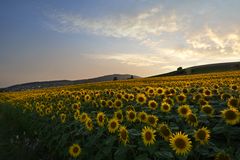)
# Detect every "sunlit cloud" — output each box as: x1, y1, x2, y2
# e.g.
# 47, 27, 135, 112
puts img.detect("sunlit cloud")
48, 7, 180, 40
48, 4, 240, 70
93, 53, 168, 67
